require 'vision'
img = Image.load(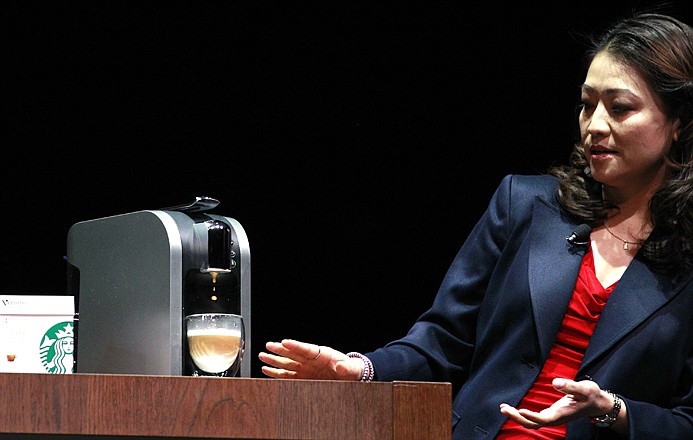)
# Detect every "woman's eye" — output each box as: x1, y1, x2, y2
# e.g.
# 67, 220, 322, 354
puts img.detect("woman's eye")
579, 100, 595, 111
611, 104, 631, 115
